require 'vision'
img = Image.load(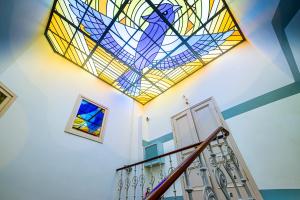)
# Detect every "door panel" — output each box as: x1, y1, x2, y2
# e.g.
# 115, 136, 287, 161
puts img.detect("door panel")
191, 101, 222, 140
171, 110, 199, 155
